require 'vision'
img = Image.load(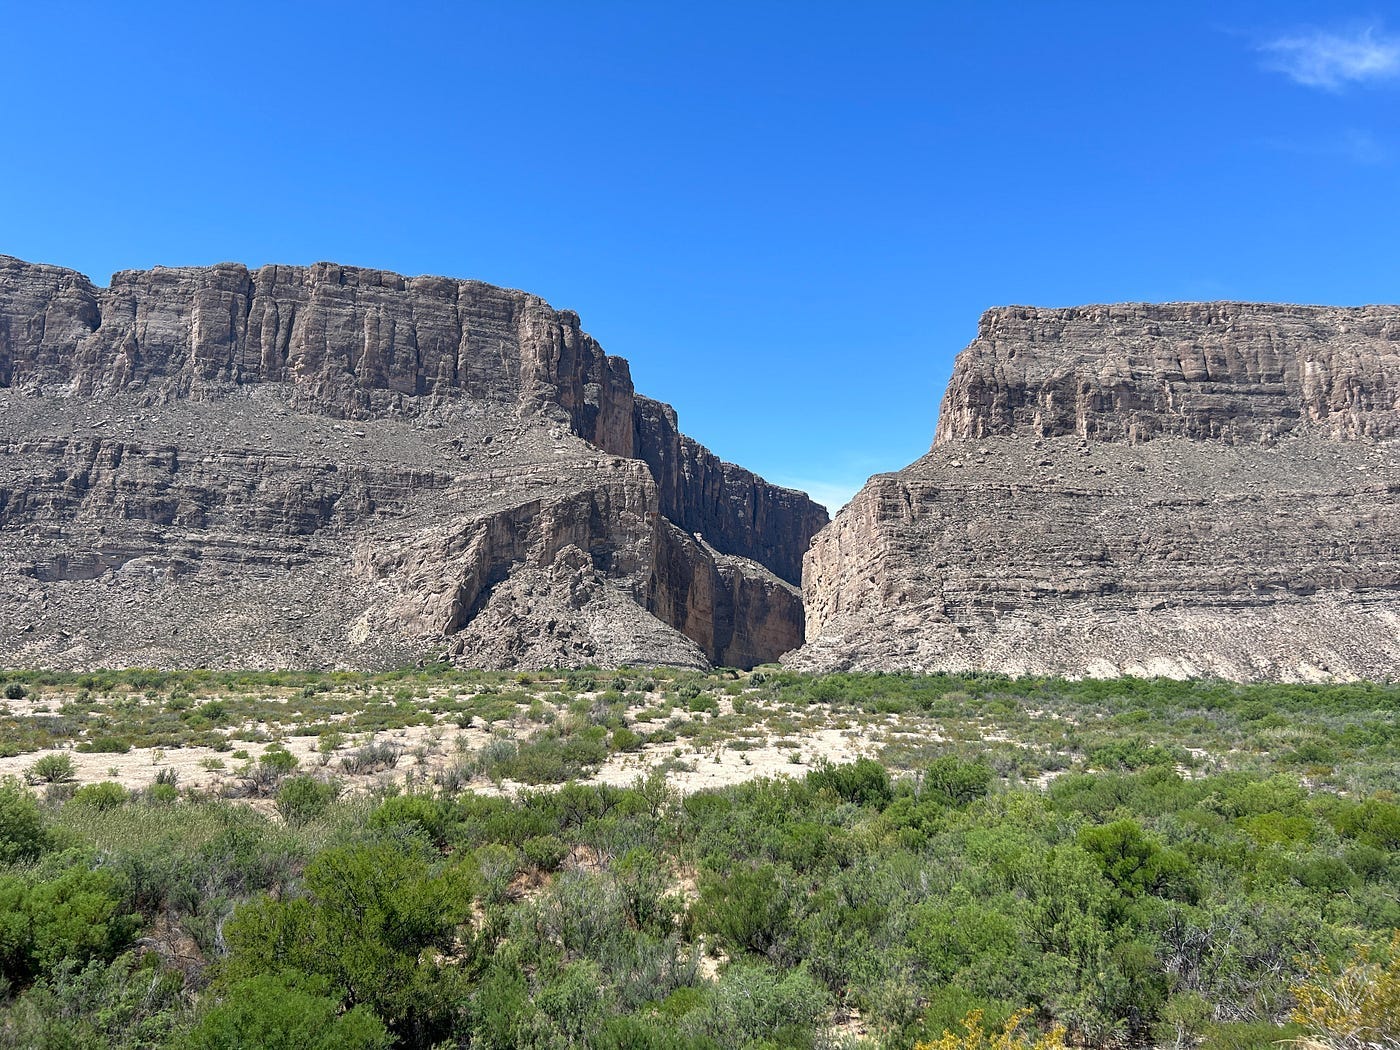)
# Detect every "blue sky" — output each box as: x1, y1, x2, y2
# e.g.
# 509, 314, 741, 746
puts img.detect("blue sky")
5, 2, 1400, 511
